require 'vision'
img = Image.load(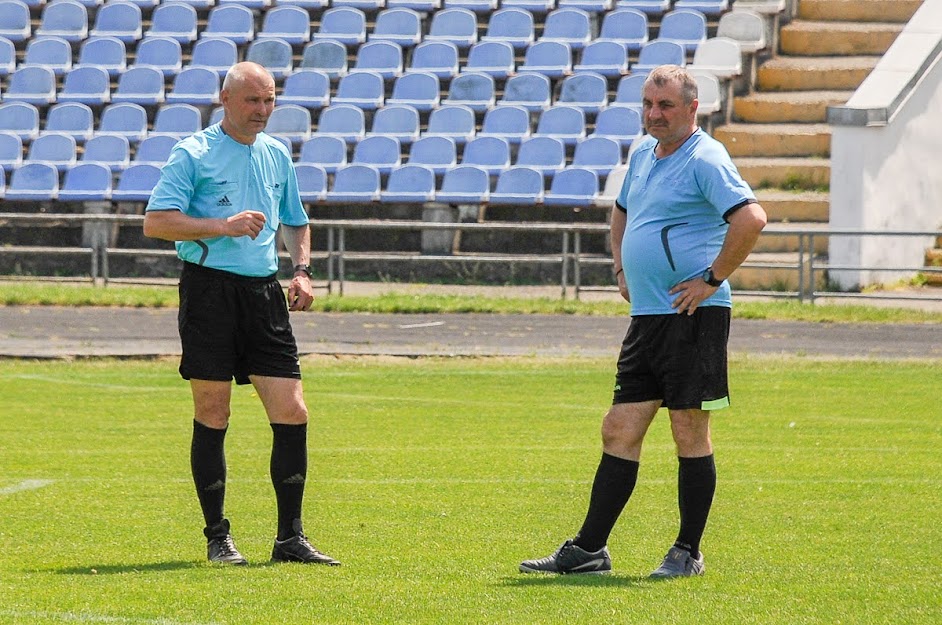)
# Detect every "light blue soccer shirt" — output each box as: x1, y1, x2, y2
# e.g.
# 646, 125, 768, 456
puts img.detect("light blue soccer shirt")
145, 124, 308, 277
615, 129, 755, 316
